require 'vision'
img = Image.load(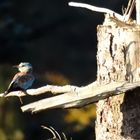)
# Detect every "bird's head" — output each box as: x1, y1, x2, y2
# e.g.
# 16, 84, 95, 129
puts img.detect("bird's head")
13, 62, 33, 73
